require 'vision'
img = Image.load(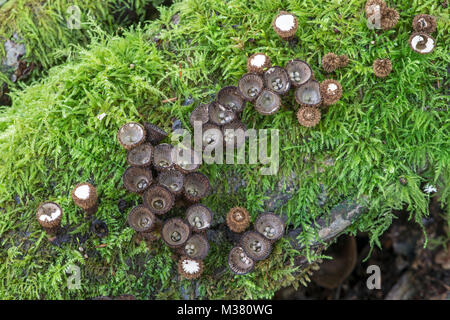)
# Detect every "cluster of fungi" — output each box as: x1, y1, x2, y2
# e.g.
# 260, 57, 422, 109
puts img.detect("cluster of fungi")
365, 1, 437, 78
117, 121, 213, 280
188, 11, 344, 138
36, 179, 101, 240
364, 0, 399, 30
32, 5, 442, 298
226, 207, 285, 275
409, 14, 437, 54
